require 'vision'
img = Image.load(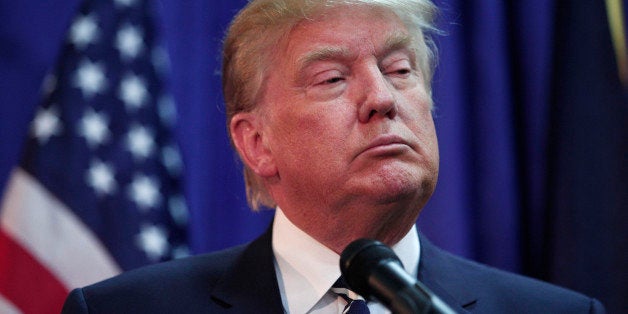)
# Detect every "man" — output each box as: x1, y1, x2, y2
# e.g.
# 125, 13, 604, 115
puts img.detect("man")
62, 0, 605, 313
